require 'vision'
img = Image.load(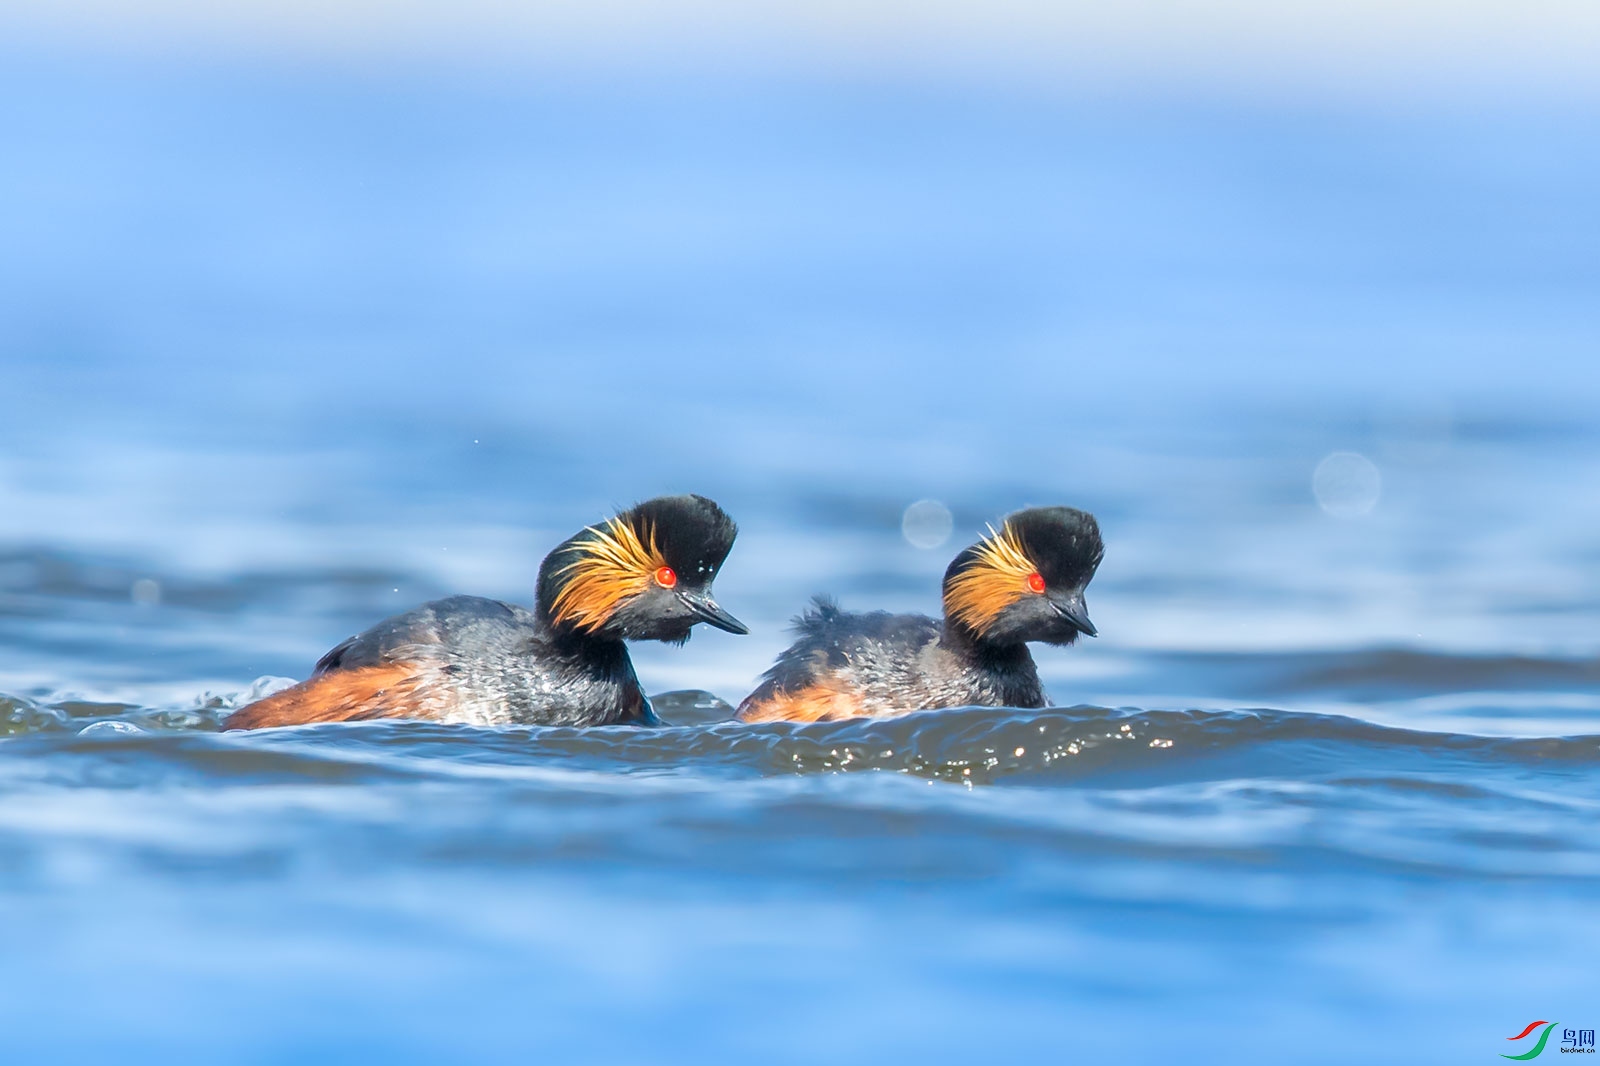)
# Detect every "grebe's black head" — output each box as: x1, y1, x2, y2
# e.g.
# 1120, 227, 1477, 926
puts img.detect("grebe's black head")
942, 506, 1103, 647
537, 494, 746, 643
